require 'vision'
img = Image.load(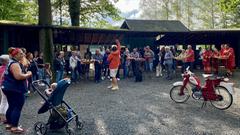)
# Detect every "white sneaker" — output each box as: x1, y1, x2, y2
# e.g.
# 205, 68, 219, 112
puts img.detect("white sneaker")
102, 76, 105, 80
117, 78, 120, 81
110, 78, 112, 81
107, 85, 113, 89
111, 86, 119, 90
